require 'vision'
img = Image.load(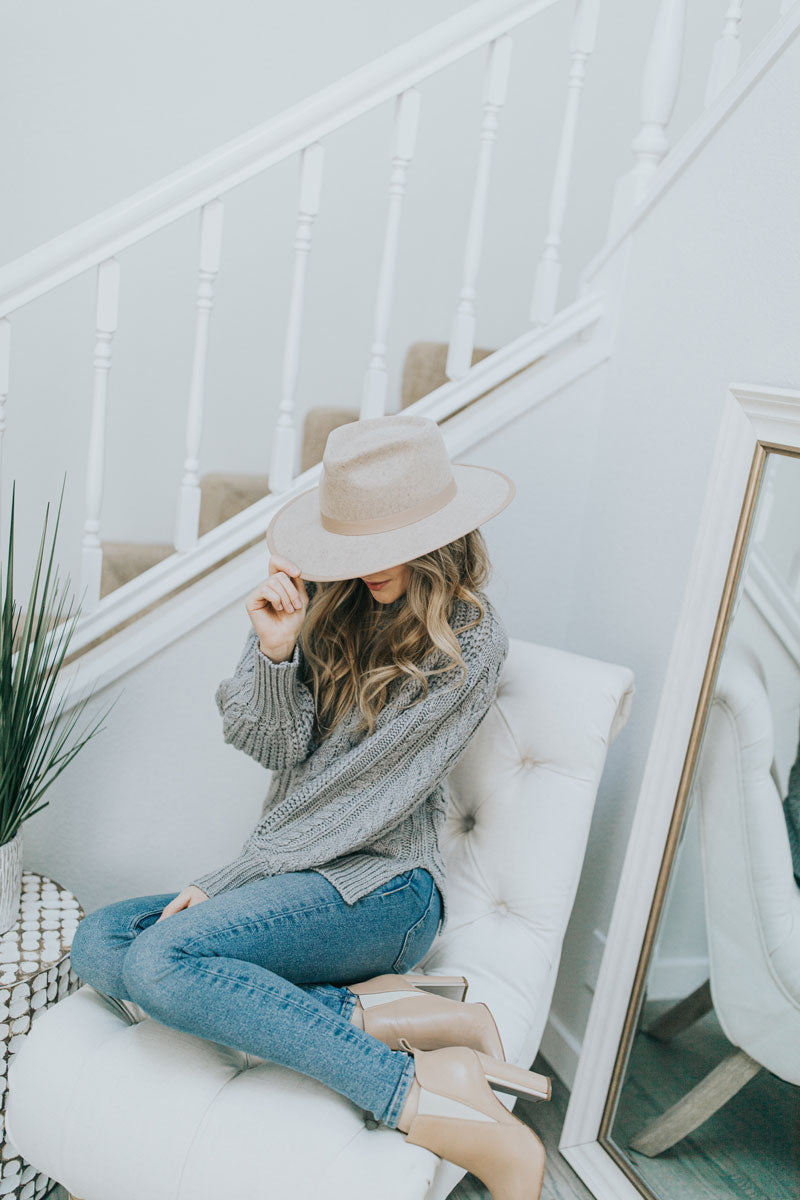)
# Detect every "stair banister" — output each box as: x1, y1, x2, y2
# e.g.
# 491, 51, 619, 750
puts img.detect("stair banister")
0, 0, 560, 321
630, 0, 687, 204
174, 199, 225, 552
705, 1, 745, 108
268, 142, 325, 495
360, 87, 421, 420
81, 258, 121, 610
446, 34, 513, 382
3, 0, 616, 654
0, 0, 565, 608
529, 0, 600, 329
